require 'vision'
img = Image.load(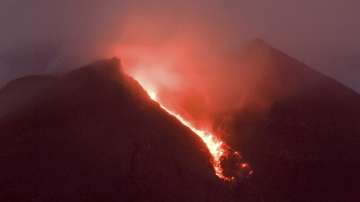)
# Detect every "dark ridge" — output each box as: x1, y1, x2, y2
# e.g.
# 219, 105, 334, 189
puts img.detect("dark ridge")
0, 75, 57, 118
244, 39, 360, 98
0, 75, 56, 94
0, 58, 234, 202
223, 39, 360, 202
